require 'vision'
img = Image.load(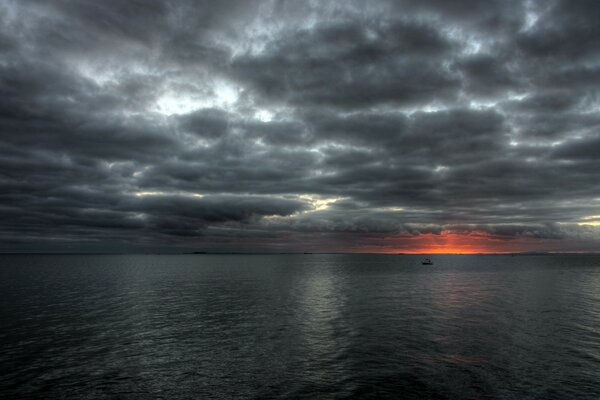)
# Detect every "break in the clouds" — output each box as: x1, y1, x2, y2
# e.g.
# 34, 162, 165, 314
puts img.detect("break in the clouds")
1, 0, 600, 253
